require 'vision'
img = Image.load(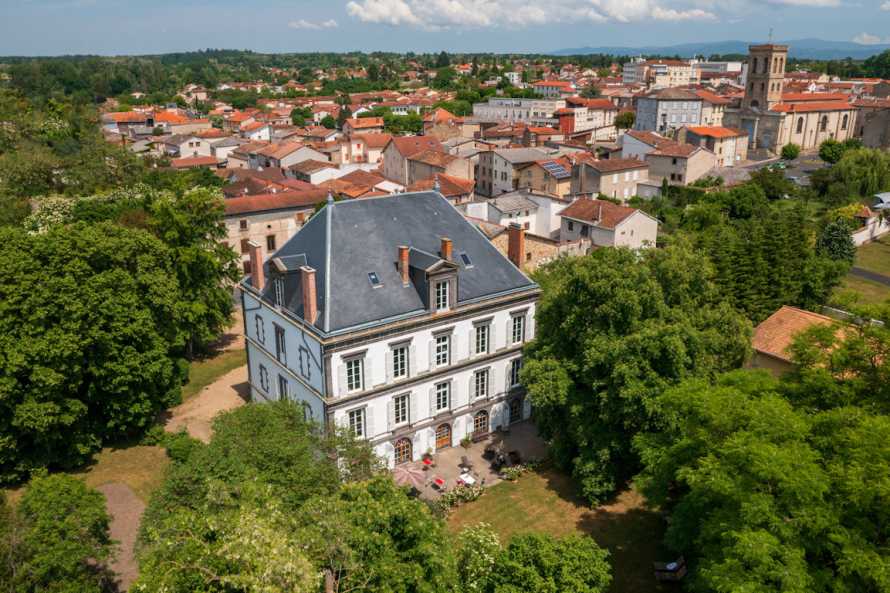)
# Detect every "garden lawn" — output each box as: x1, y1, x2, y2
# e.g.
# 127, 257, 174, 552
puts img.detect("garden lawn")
181, 348, 247, 401
447, 469, 670, 593
855, 237, 890, 278
835, 273, 890, 306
